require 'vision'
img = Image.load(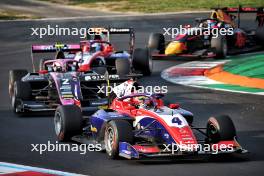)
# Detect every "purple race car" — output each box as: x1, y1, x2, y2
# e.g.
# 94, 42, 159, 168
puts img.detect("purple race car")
8, 45, 139, 116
